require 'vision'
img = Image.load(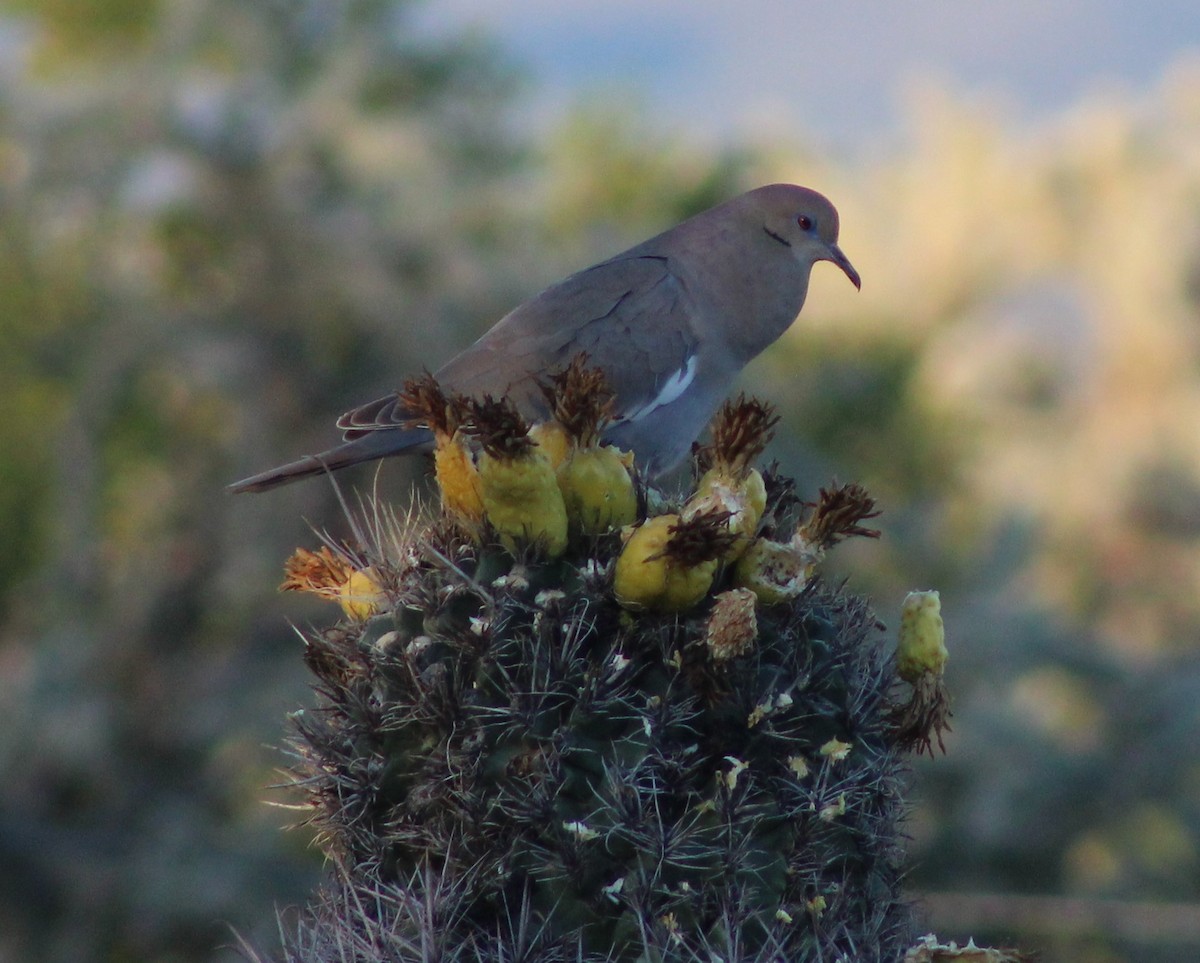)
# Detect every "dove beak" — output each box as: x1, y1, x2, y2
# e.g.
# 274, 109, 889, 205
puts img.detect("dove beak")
825, 243, 861, 290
